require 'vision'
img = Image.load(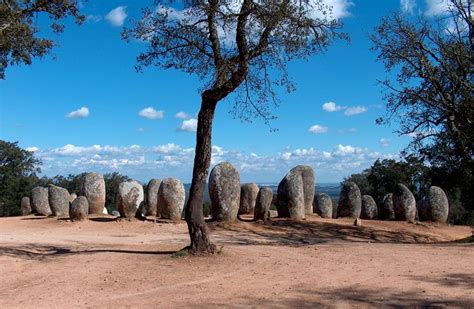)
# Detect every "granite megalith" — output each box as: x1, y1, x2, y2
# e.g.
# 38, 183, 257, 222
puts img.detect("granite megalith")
157, 177, 185, 221
239, 183, 259, 215
117, 180, 144, 219
254, 187, 273, 221
393, 183, 416, 221
48, 184, 70, 217
361, 195, 378, 219
20, 197, 31, 216
146, 179, 161, 216
81, 173, 106, 214
313, 193, 333, 218
31, 186, 51, 216
337, 182, 362, 218
70, 196, 89, 221
209, 162, 241, 222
